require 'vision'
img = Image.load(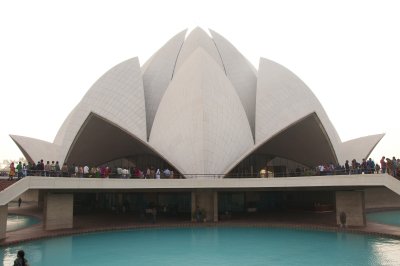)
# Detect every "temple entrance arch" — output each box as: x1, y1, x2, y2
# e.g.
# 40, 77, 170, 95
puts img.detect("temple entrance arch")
227, 113, 338, 178
64, 113, 182, 177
